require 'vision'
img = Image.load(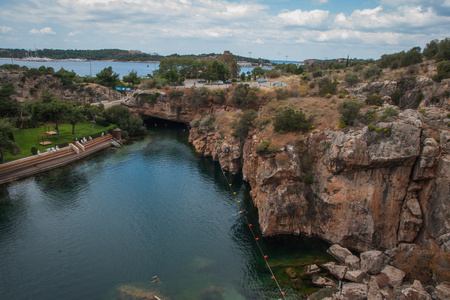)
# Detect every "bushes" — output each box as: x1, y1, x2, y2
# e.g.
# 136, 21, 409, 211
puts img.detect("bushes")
345, 73, 360, 86
273, 108, 313, 133
365, 94, 383, 106
337, 100, 363, 126
319, 81, 338, 96
231, 84, 259, 108
363, 65, 382, 79
433, 60, 450, 82
231, 109, 258, 138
